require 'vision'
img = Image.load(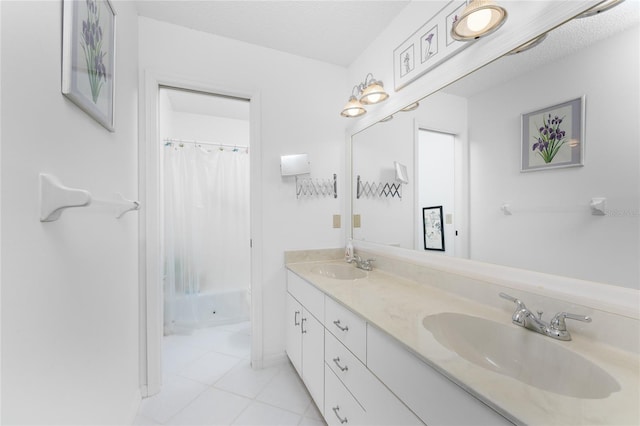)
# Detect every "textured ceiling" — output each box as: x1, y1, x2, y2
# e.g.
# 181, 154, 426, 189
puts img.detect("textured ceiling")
135, 0, 411, 67
442, 0, 640, 98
